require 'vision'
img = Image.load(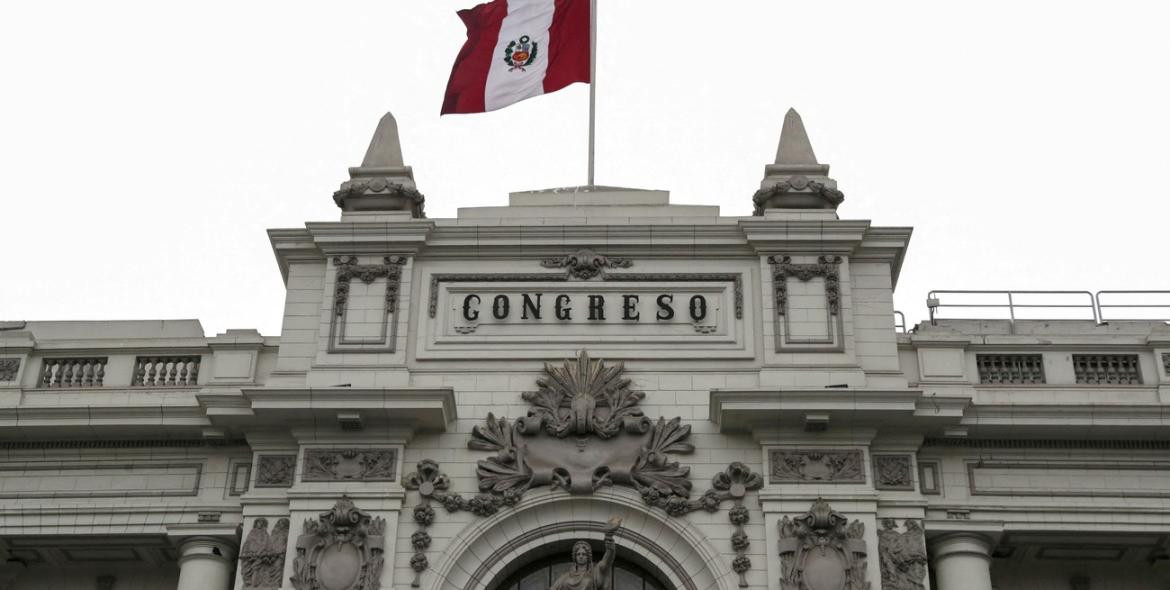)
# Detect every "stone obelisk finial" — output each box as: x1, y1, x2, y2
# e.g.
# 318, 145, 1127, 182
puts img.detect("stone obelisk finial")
753, 108, 843, 215
333, 112, 426, 217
